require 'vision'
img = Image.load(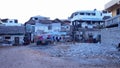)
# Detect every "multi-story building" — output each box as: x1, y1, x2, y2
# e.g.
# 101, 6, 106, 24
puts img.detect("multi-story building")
69, 9, 111, 43
69, 9, 111, 28
105, 0, 120, 17
101, 0, 120, 46
25, 16, 71, 43
0, 19, 22, 26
